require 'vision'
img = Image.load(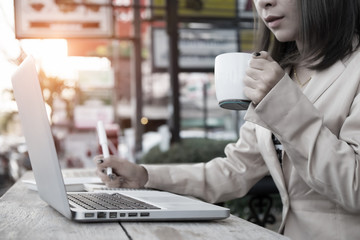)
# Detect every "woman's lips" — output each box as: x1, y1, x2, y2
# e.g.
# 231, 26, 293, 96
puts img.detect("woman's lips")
264, 15, 284, 28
